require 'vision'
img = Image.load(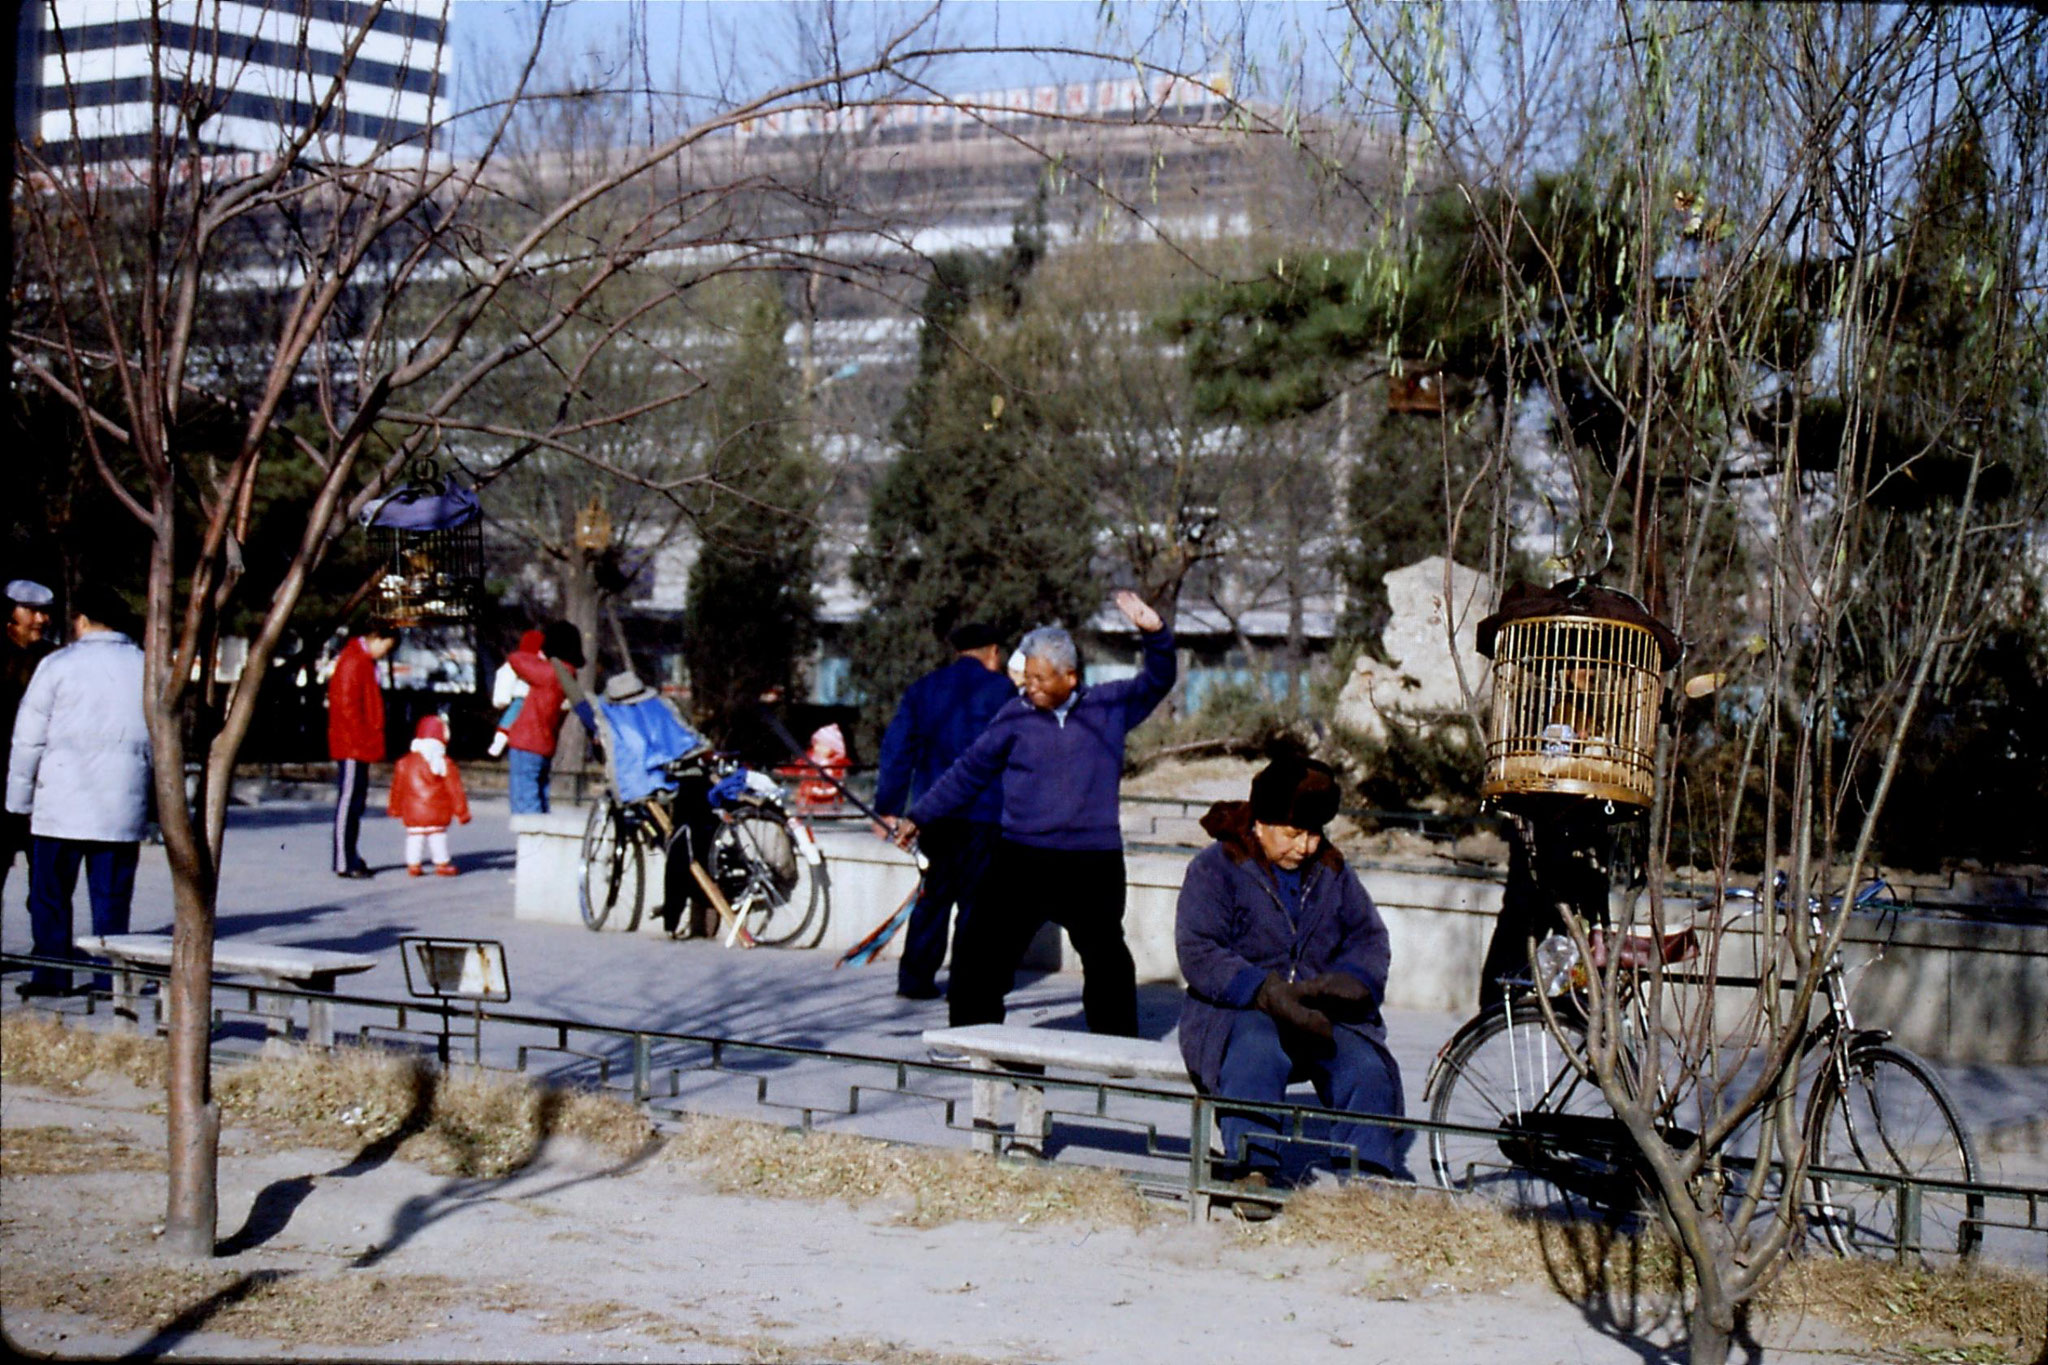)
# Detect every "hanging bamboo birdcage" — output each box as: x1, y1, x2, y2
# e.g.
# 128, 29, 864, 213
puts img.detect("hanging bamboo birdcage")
1477, 582, 1680, 808
365, 459, 483, 626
